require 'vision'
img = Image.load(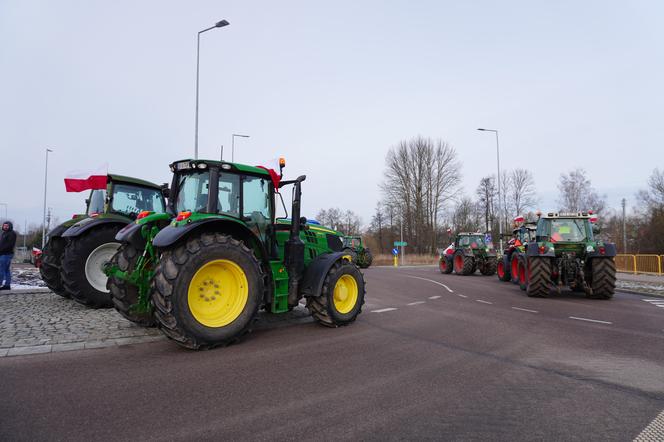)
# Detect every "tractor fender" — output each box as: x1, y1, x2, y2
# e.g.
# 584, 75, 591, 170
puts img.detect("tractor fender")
152, 218, 269, 262
46, 223, 73, 241
587, 243, 617, 258
61, 216, 129, 238
116, 213, 172, 248
115, 222, 144, 249
300, 252, 354, 298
